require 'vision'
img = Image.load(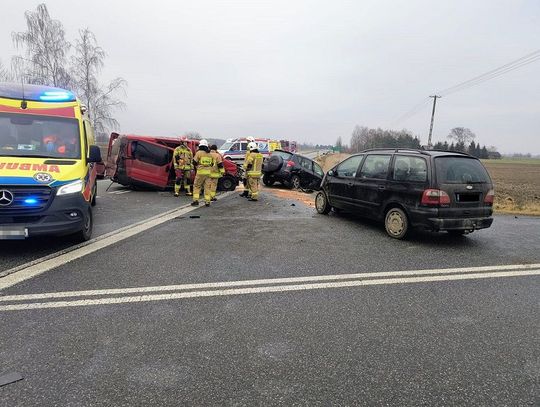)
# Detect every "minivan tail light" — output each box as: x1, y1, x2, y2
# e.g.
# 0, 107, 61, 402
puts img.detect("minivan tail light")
484, 189, 495, 205
421, 189, 451, 206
